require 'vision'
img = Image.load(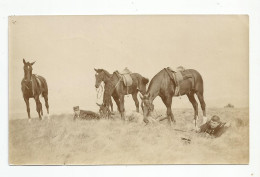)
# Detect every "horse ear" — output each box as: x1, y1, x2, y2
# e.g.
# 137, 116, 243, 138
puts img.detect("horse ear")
96, 103, 102, 107
31, 61, 36, 65
23, 59, 26, 64
94, 68, 98, 72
